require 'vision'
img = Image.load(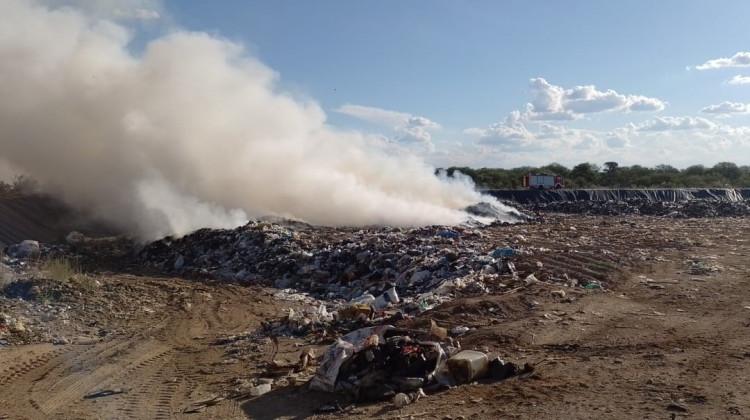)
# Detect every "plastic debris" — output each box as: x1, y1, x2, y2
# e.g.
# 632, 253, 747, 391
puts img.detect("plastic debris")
492, 248, 515, 258
451, 326, 470, 336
